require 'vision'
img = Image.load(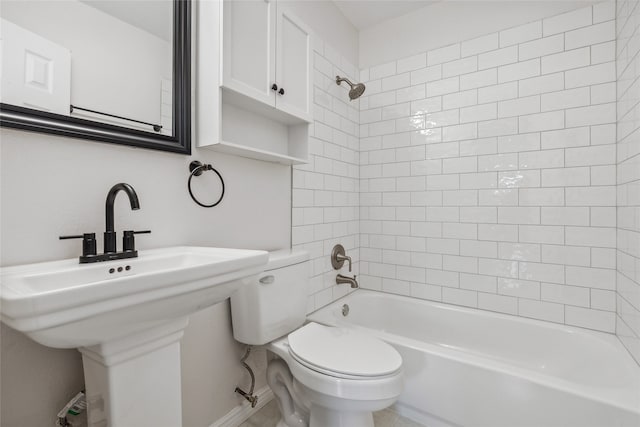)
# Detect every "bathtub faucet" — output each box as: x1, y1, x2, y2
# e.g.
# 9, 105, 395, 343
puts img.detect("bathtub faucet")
336, 274, 358, 288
